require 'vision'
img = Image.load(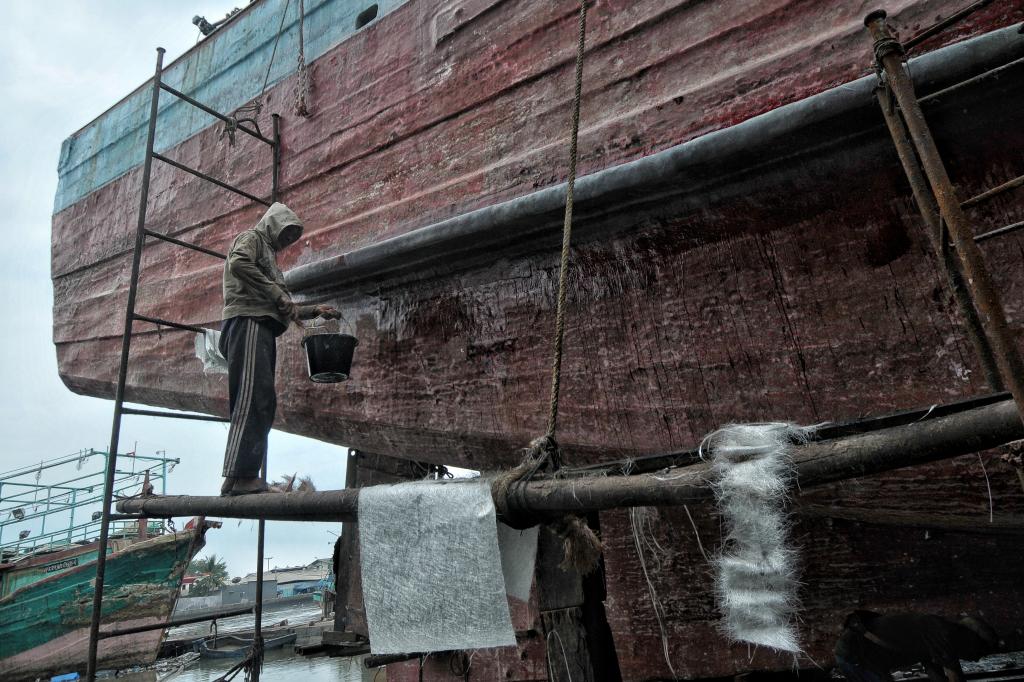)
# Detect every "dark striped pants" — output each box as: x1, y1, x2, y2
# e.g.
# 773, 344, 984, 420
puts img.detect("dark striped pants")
219, 316, 278, 479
